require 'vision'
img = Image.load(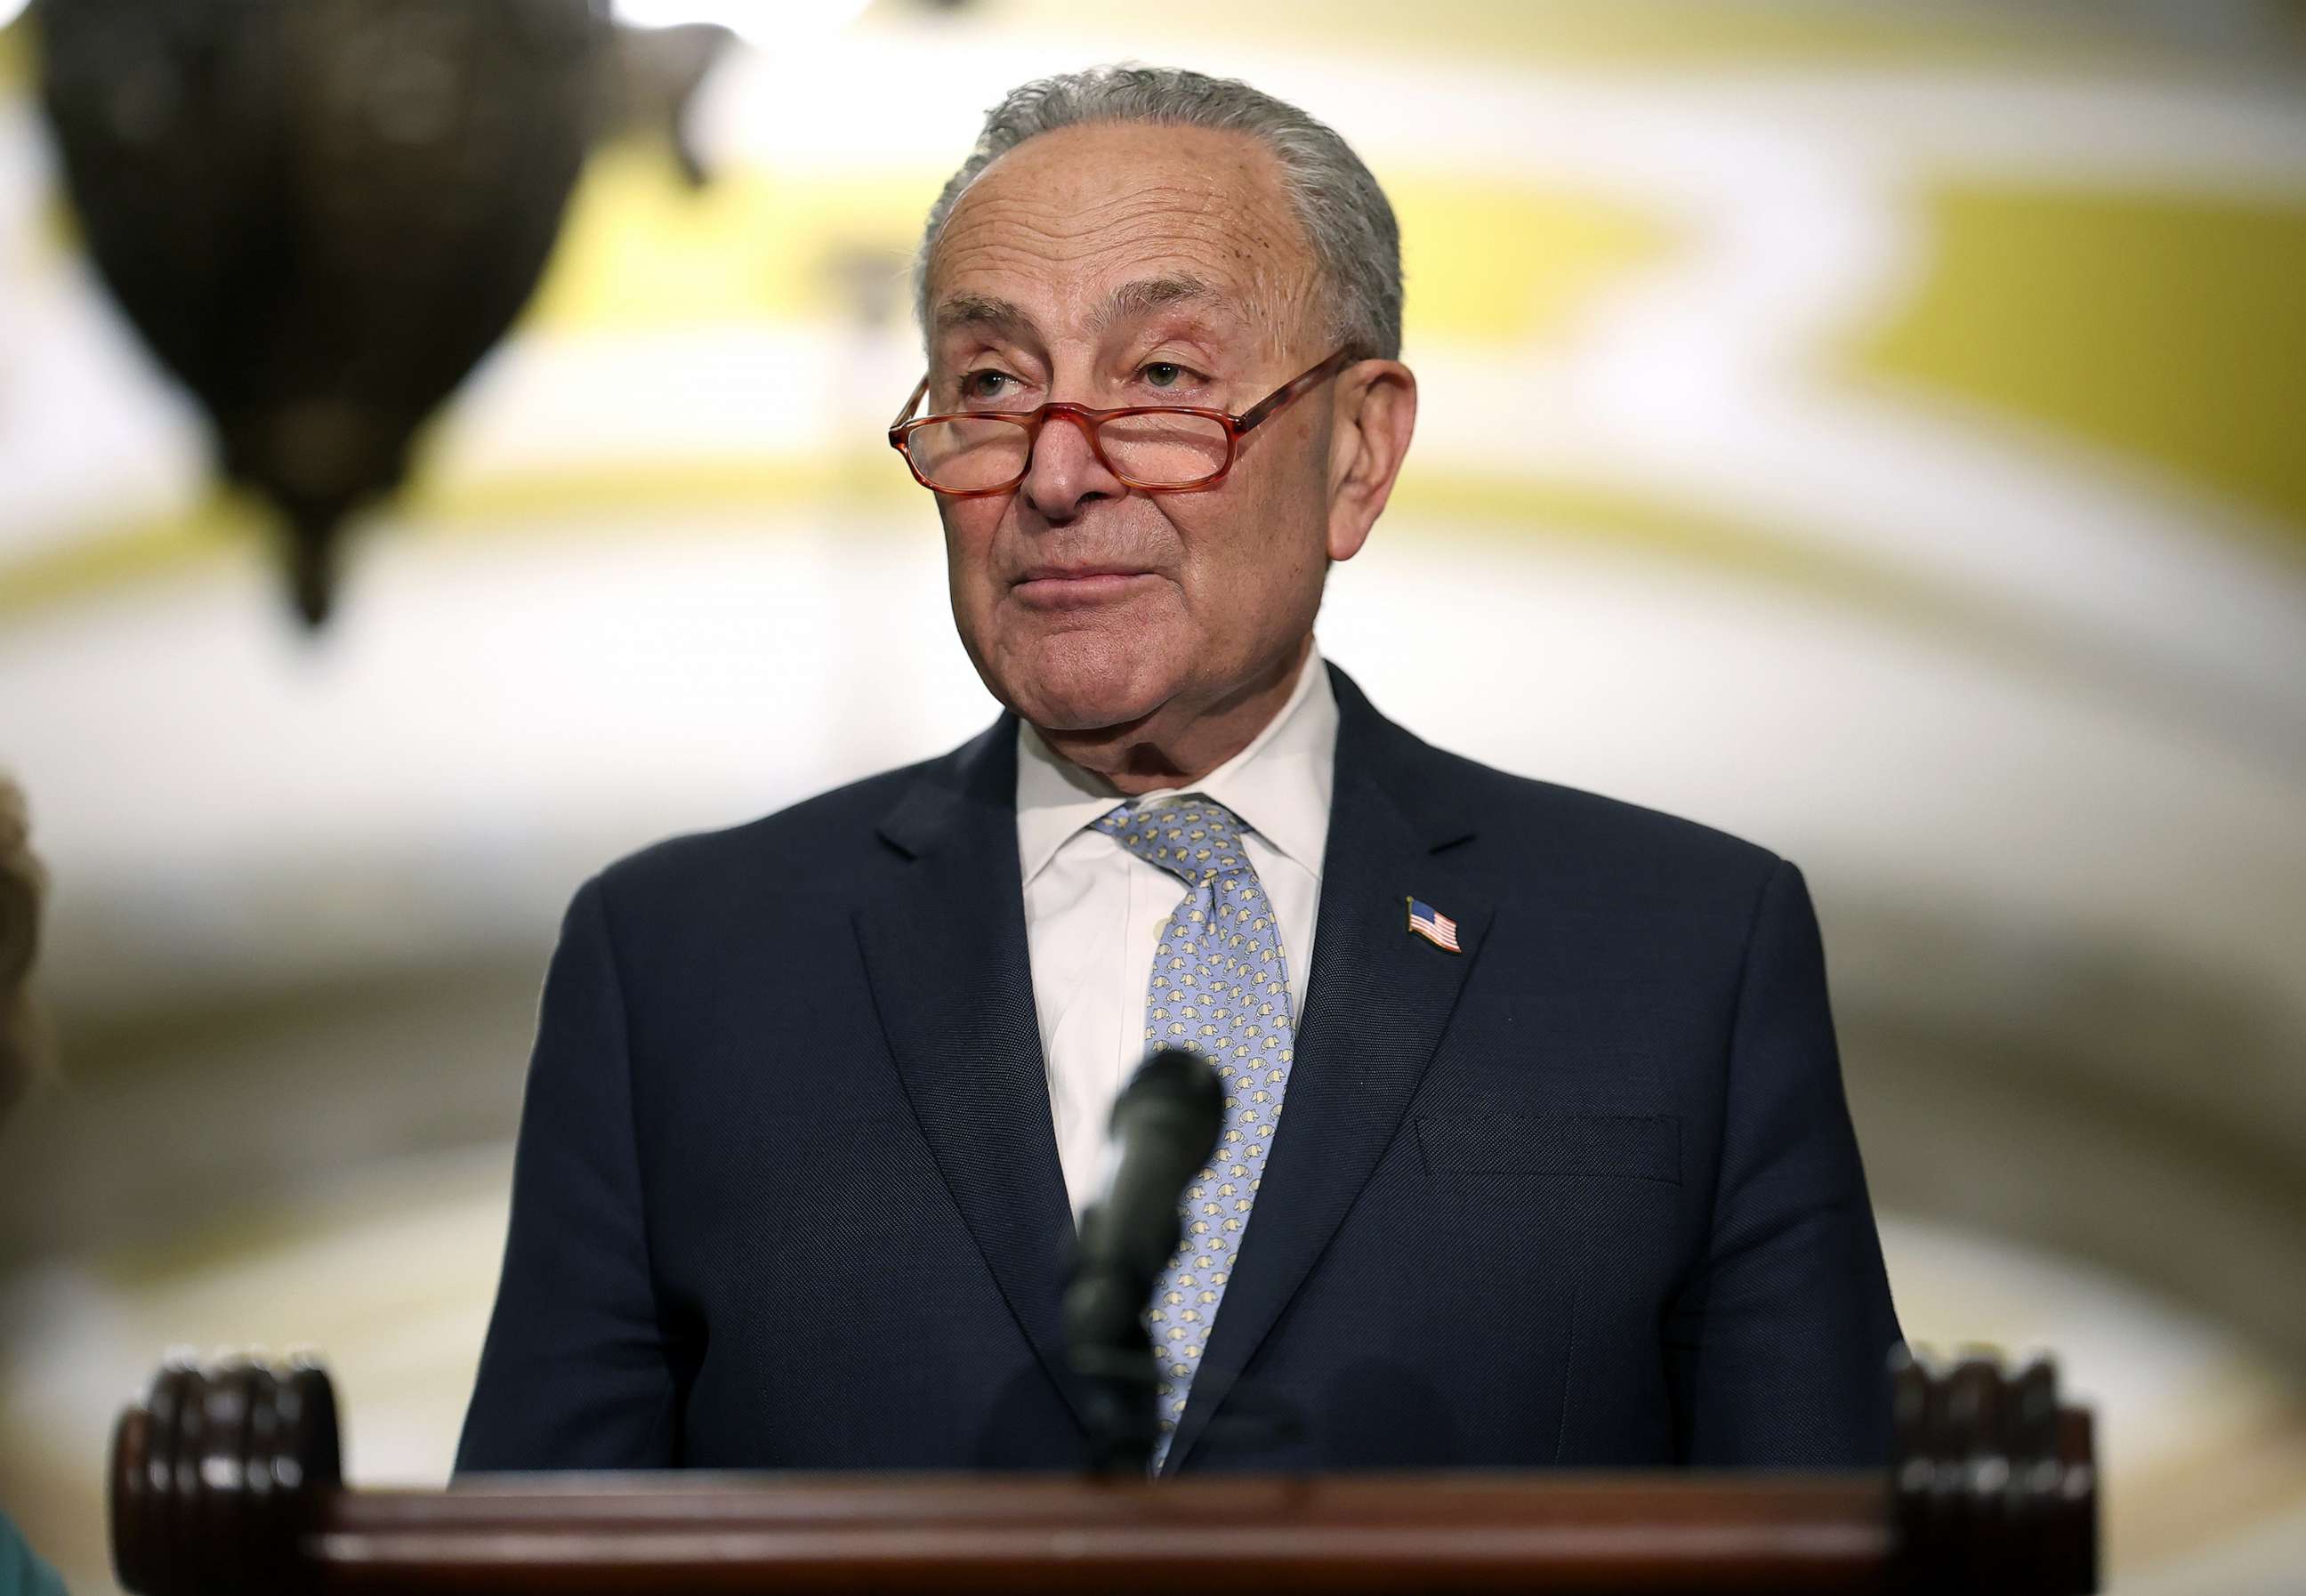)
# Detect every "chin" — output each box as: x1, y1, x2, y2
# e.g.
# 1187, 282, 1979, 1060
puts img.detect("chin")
994, 626, 1180, 734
